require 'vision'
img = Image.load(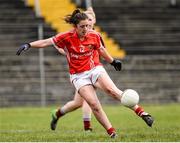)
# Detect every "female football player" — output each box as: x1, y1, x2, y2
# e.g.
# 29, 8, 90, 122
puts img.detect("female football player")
53, 6, 97, 132
16, 9, 154, 138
